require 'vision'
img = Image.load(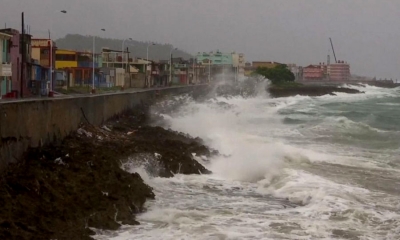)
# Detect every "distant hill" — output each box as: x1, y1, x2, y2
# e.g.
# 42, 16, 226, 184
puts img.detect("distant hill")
55, 34, 192, 61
